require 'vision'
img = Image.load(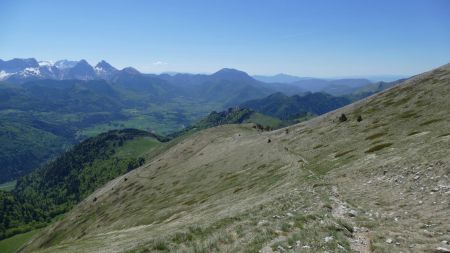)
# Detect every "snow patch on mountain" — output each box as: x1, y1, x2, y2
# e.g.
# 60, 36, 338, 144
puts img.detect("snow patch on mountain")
95, 66, 105, 73
55, 60, 79, 69
0, 70, 12, 80
1, 58, 122, 82
38, 61, 53, 67
23, 67, 41, 76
